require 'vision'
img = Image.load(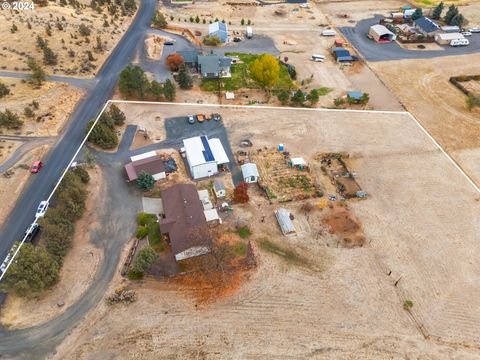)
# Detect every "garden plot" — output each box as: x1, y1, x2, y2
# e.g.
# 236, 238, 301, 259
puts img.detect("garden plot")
318, 153, 365, 199
250, 148, 322, 202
